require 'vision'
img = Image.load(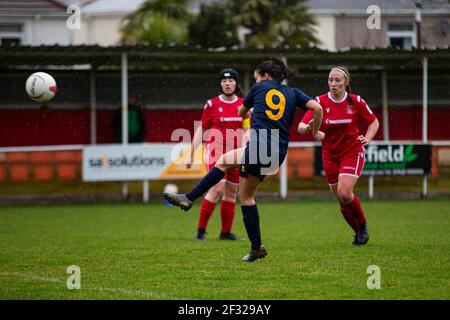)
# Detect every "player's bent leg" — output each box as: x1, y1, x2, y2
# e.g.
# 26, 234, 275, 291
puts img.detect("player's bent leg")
337, 174, 369, 246
163, 166, 229, 211
325, 158, 359, 241
336, 175, 359, 245
332, 182, 358, 235
215, 147, 245, 171
336, 175, 358, 204
239, 175, 267, 262
163, 150, 243, 211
